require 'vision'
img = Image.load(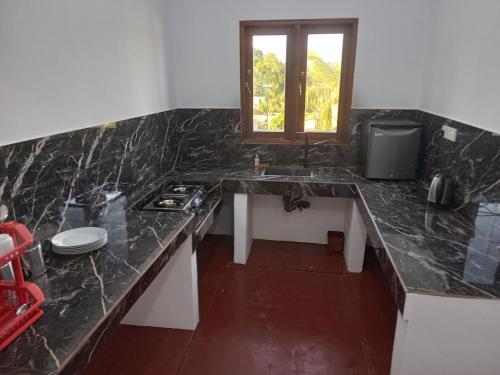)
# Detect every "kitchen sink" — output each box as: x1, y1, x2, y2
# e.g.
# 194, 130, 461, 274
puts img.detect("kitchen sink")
261, 167, 313, 177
